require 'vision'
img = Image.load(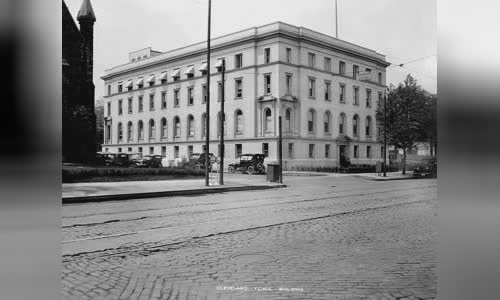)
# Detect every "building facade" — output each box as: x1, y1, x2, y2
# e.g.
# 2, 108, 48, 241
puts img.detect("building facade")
101, 22, 389, 169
